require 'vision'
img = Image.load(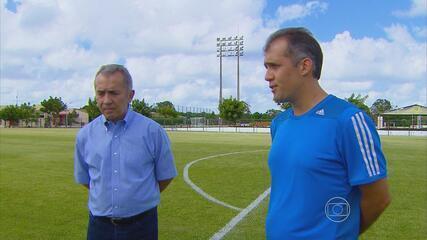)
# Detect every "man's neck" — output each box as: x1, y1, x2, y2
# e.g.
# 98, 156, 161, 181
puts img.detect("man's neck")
291, 80, 328, 116
105, 111, 128, 124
